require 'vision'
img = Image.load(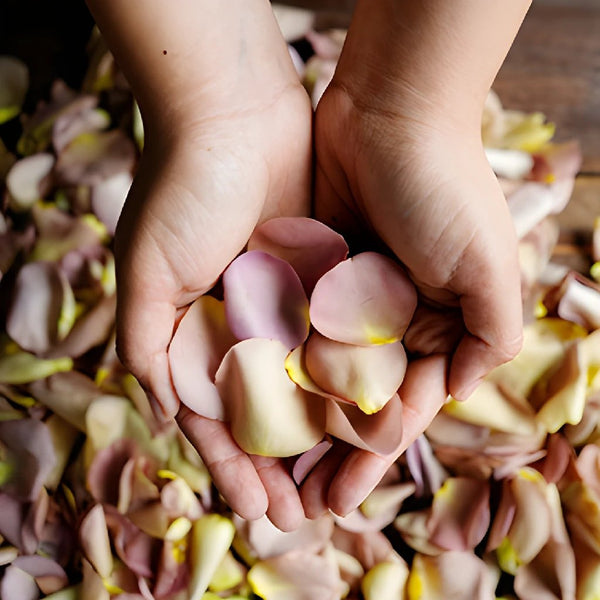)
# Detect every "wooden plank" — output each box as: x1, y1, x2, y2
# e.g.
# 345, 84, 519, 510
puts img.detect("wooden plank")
493, 4, 600, 173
